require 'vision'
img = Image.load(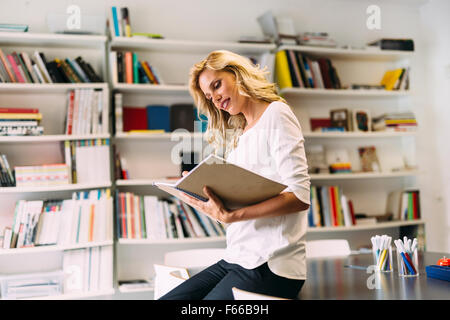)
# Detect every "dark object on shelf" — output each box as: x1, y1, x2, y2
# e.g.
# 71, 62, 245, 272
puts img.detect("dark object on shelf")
180, 151, 199, 174
367, 39, 414, 51
170, 104, 194, 132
